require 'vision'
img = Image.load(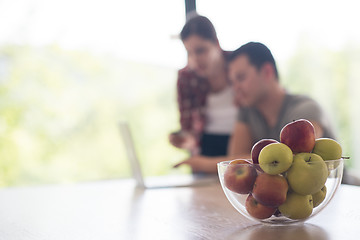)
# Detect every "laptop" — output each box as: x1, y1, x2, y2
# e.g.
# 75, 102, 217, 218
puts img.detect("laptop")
119, 121, 218, 189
